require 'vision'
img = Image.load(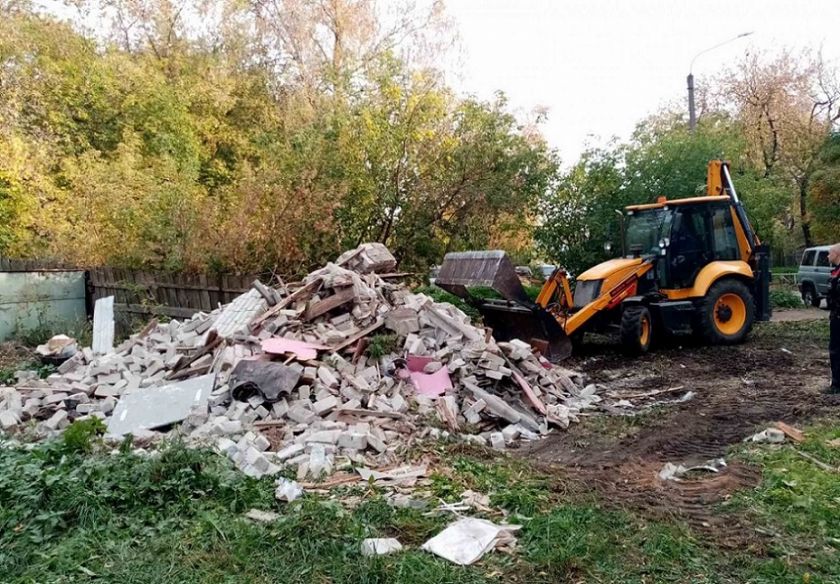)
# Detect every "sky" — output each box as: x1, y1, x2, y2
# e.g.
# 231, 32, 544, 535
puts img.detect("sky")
443, 0, 840, 162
